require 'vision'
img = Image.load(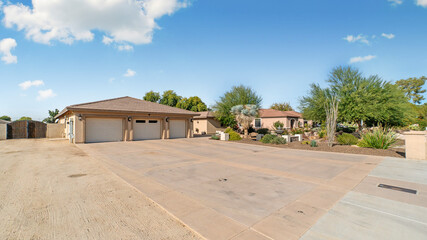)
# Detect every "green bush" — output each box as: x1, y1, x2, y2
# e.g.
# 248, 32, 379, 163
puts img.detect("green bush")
357, 128, 397, 149
228, 131, 242, 141
224, 127, 233, 133
319, 130, 326, 138
260, 134, 276, 143
273, 121, 284, 129
271, 137, 287, 144
257, 128, 269, 135
301, 141, 310, 145
260, 134, 286, 144
337, 133, 358, 145
211, 135, 220, 140
310, 140, 318, 147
